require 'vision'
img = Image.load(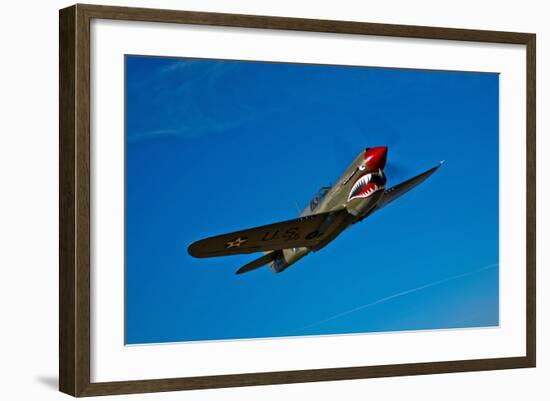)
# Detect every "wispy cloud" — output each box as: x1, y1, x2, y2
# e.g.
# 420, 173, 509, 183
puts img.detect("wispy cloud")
127, 113, 256, 144
126, 58, 263, 144
158, 58, 204, 74
289, 263, 498, 334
